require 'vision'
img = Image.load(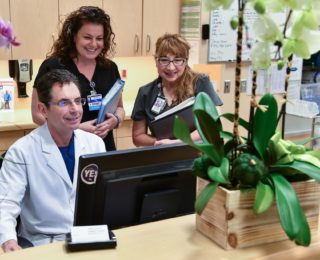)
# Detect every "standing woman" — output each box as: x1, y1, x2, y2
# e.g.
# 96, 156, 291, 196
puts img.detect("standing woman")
131, 33, 222, 147
32, 6, 125, 151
